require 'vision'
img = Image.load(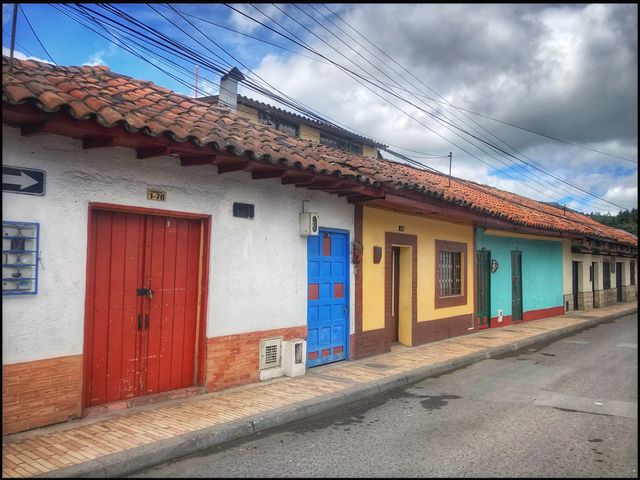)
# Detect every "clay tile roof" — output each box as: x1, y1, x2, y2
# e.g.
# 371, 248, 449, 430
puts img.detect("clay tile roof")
2, 56, 636, 247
